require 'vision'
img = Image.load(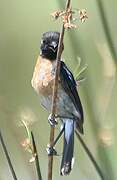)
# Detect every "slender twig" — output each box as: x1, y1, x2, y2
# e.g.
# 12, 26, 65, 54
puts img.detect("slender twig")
0, 131, 18, 180
48, 1, 72, 180
75, 130, 105, 180
31, 131, 42, 180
